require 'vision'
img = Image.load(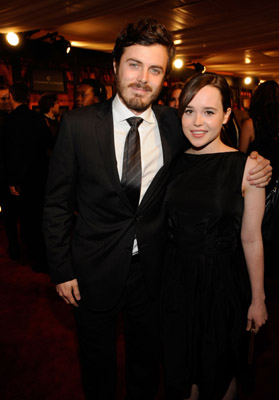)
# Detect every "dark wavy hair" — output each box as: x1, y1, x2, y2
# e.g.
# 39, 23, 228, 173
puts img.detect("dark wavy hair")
112, 17, 175, 77
38, 93, 58, 114
249, 80, 279, 139
179, 72, 231, 117
10, 82, 29, 104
